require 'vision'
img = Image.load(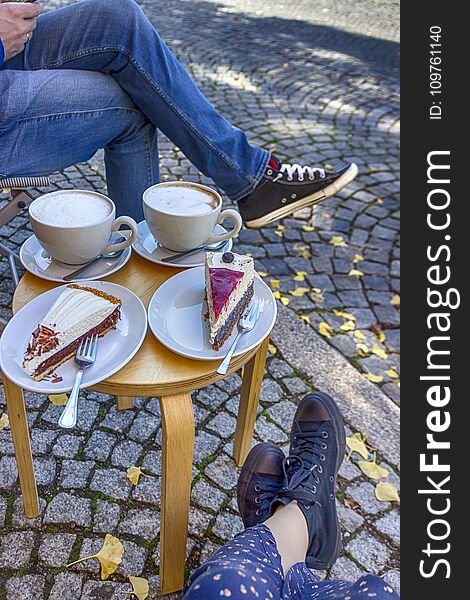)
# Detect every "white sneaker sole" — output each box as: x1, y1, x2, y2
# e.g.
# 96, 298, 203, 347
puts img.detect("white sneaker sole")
245, 163, 358, 229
